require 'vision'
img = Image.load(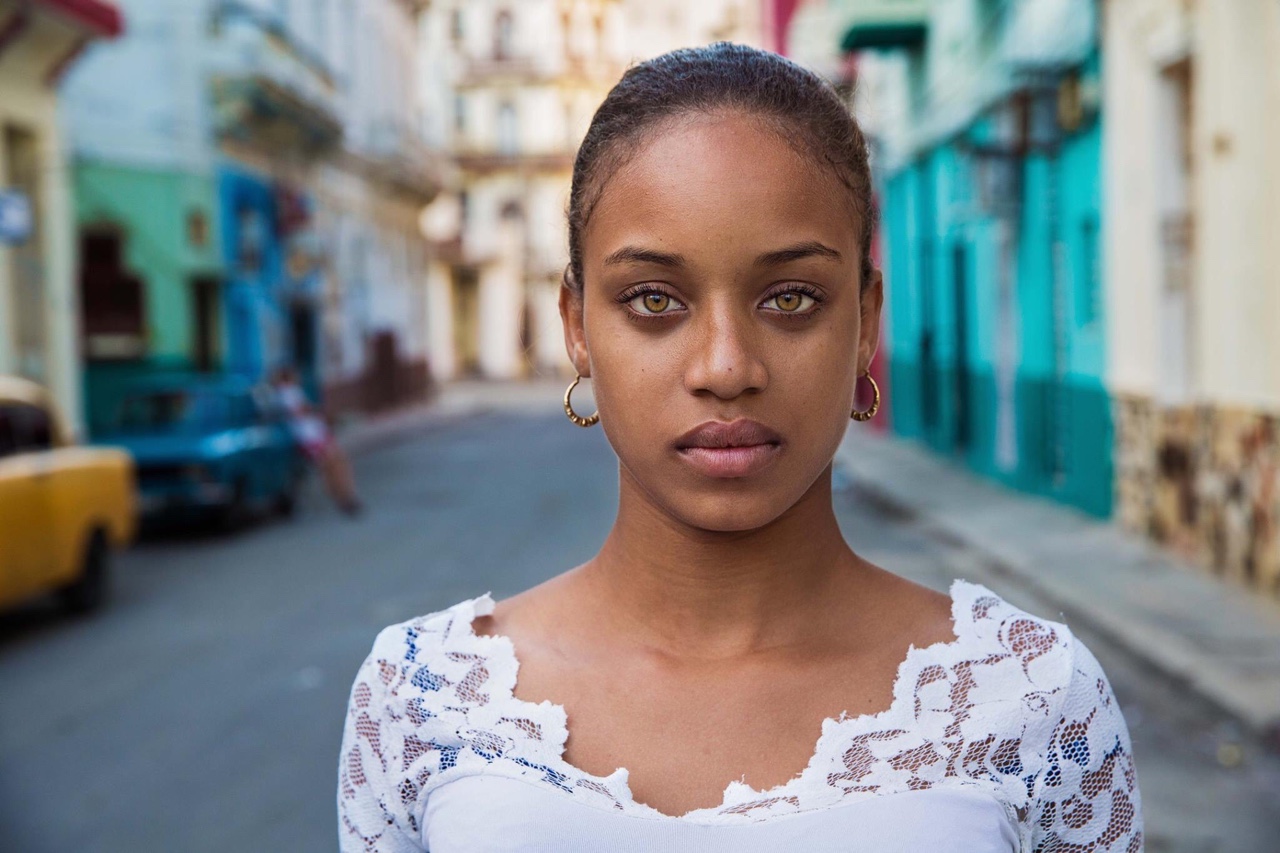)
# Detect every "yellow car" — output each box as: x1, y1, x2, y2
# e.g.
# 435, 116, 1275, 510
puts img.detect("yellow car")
0, 377, 137, 614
